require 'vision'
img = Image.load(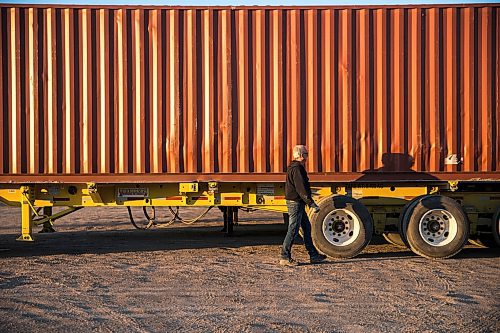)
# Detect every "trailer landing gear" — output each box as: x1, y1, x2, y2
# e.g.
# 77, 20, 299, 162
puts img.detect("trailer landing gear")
17, 186, 34, 242
222, 207, 235, 236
